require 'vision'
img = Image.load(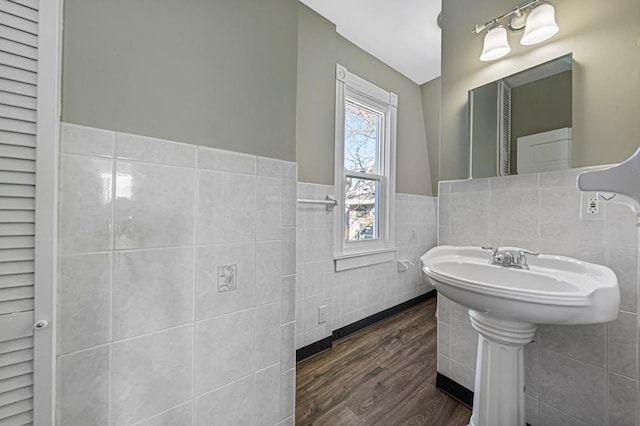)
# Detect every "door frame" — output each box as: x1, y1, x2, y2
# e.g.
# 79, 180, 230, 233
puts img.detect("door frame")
34, 0, 63, 423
